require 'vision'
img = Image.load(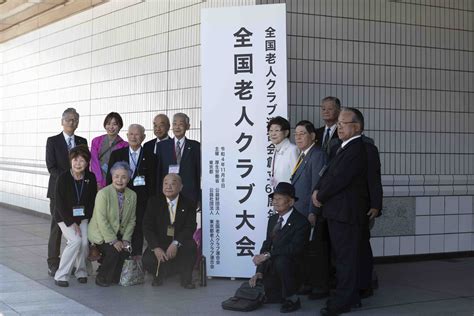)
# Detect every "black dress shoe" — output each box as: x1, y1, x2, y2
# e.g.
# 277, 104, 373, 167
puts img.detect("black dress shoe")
95, 277, 109, 287
360, 288, 374, 299
77, 277, 87, 284
320, 306, 350, 316
48, 267, 58, 277
55, 280, 69, 287
308, 291, 329, 300
280, 298, 301, 313
152, 278, 163, 287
